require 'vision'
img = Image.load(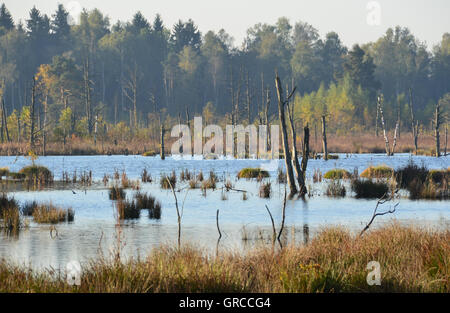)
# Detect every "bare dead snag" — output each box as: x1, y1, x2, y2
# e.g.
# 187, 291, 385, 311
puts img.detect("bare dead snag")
275, 74, 297, 195
409, 88, 419, 155
435, 101, 442, 157
321, 115, 328, 161
299, 125, 310, 196
30, 76, 36, 149
265, 205, 276, 244
160, 117, 165, 160
216, 209, 222, 240
286, 85, 307, 196
391, 121, 399, 155
378, 94, 398, 156
167, 177, 181, 248
277, 184, 287, 247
